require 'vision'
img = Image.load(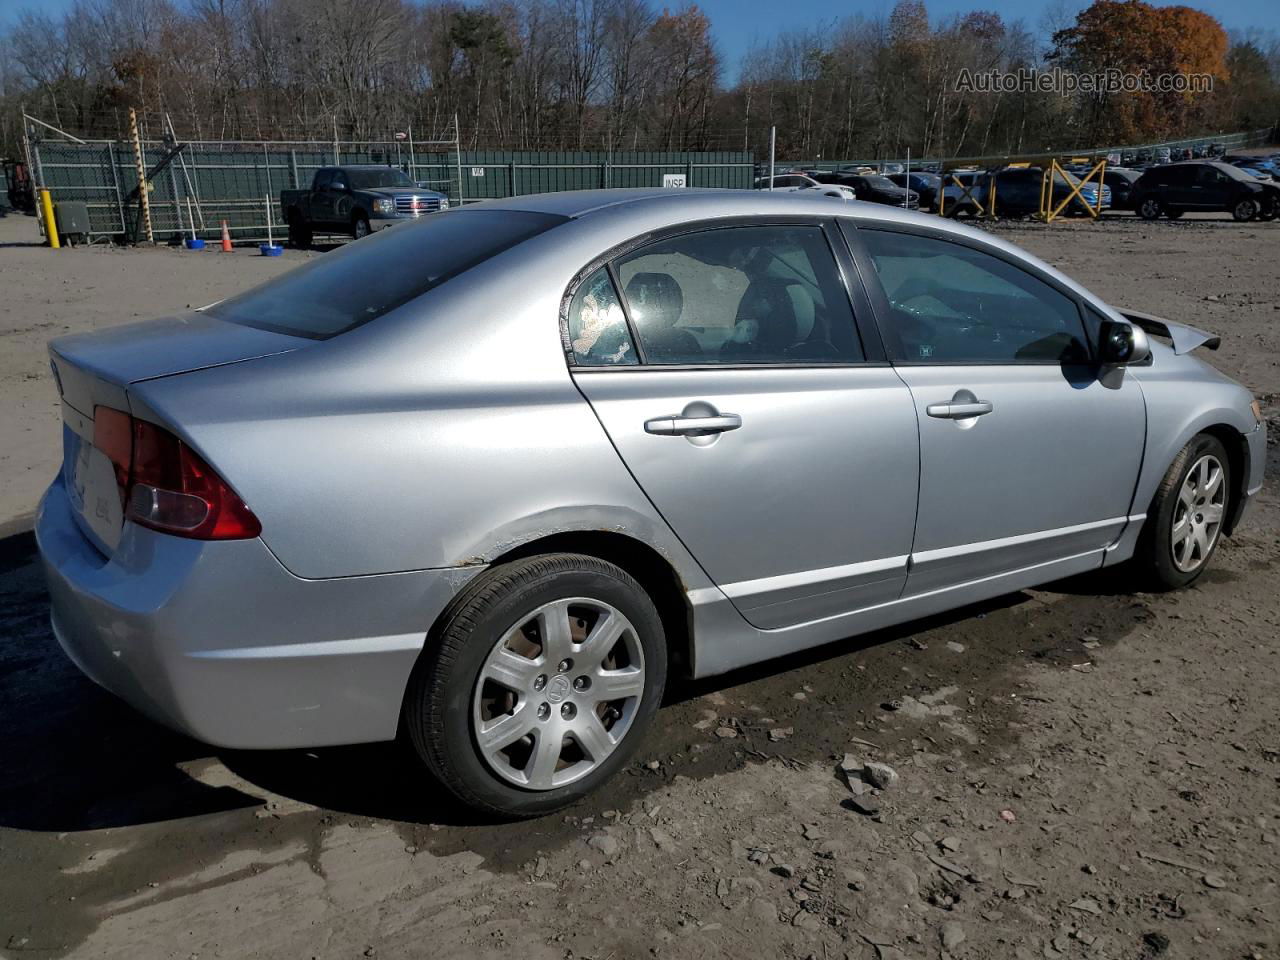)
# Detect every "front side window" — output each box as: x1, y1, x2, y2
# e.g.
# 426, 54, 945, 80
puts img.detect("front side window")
567, 268, 637, 366
860, 230, 1089, 364
612, 225, 863, 365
